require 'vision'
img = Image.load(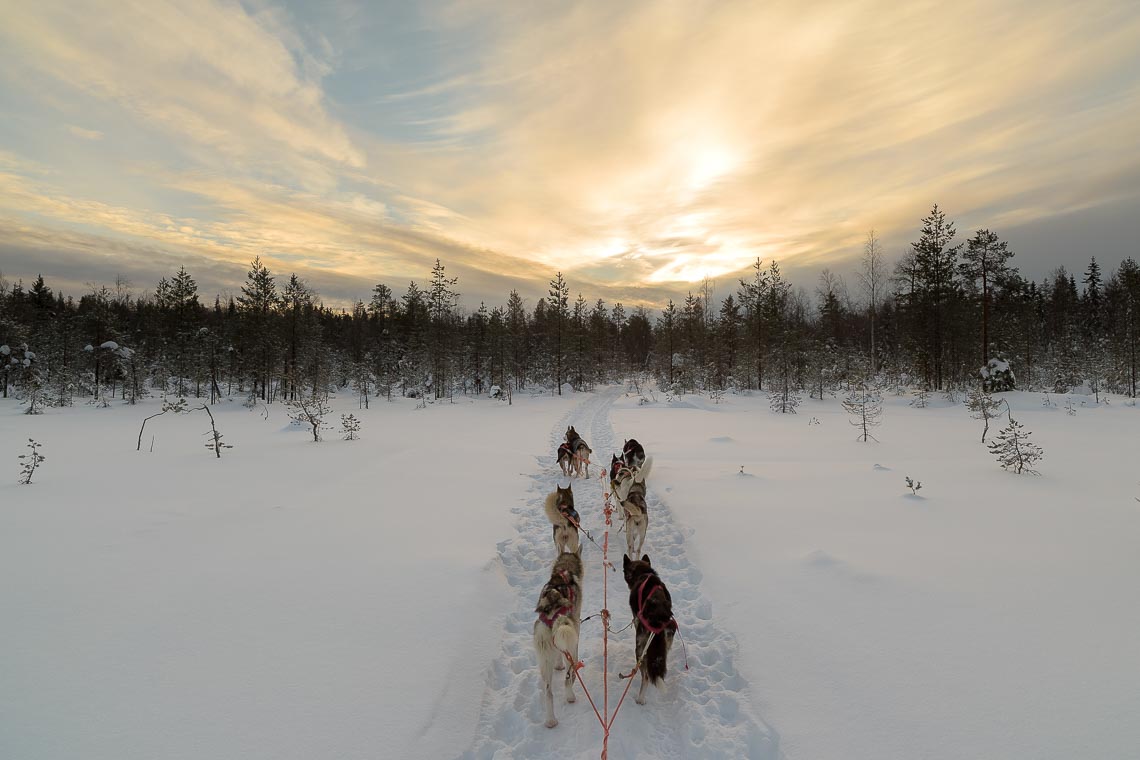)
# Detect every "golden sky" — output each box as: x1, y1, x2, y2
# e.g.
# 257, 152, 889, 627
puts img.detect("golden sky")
1, 0, 1139, 306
